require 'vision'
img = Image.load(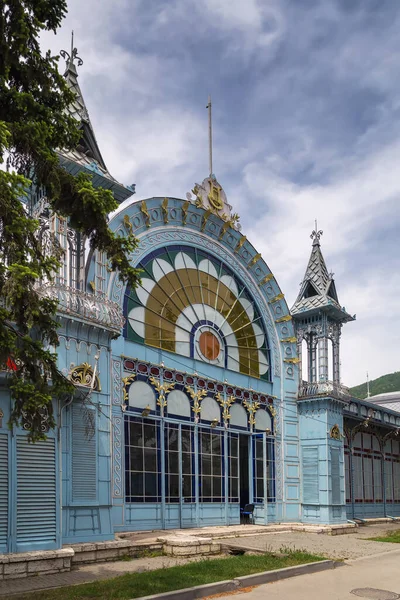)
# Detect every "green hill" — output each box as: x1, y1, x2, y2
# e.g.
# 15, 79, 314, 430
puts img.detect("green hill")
350, 372, 400, 400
